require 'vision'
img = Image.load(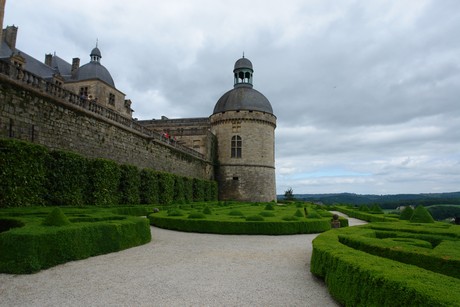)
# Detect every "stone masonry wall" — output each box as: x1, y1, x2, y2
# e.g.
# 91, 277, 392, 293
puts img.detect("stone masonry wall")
211, 110, 276, 202
0, 72, 213, 180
